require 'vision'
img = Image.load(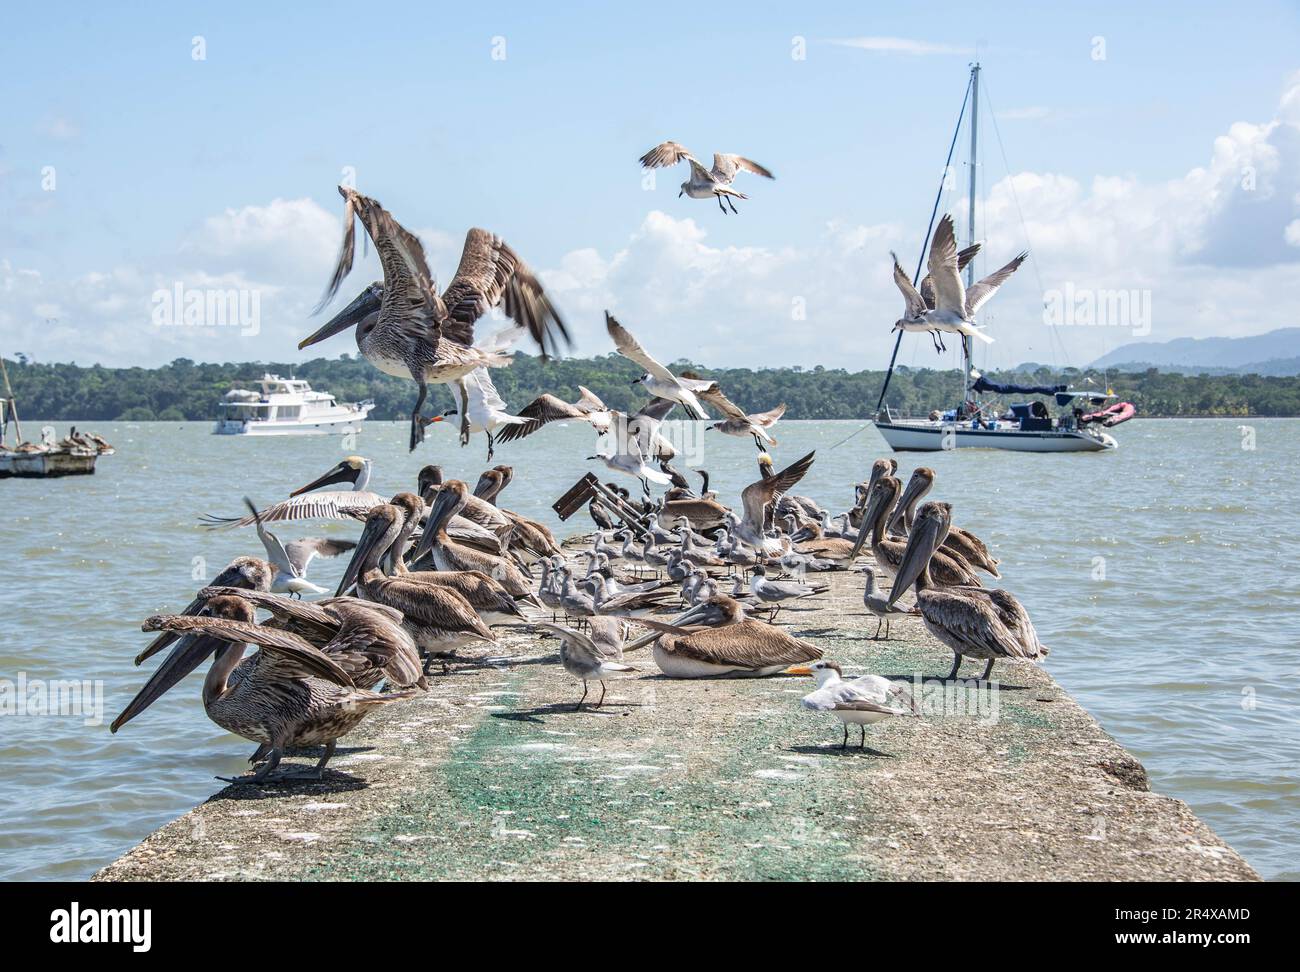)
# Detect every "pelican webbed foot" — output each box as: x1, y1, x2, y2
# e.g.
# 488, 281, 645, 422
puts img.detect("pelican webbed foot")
220, 747, 282, 784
